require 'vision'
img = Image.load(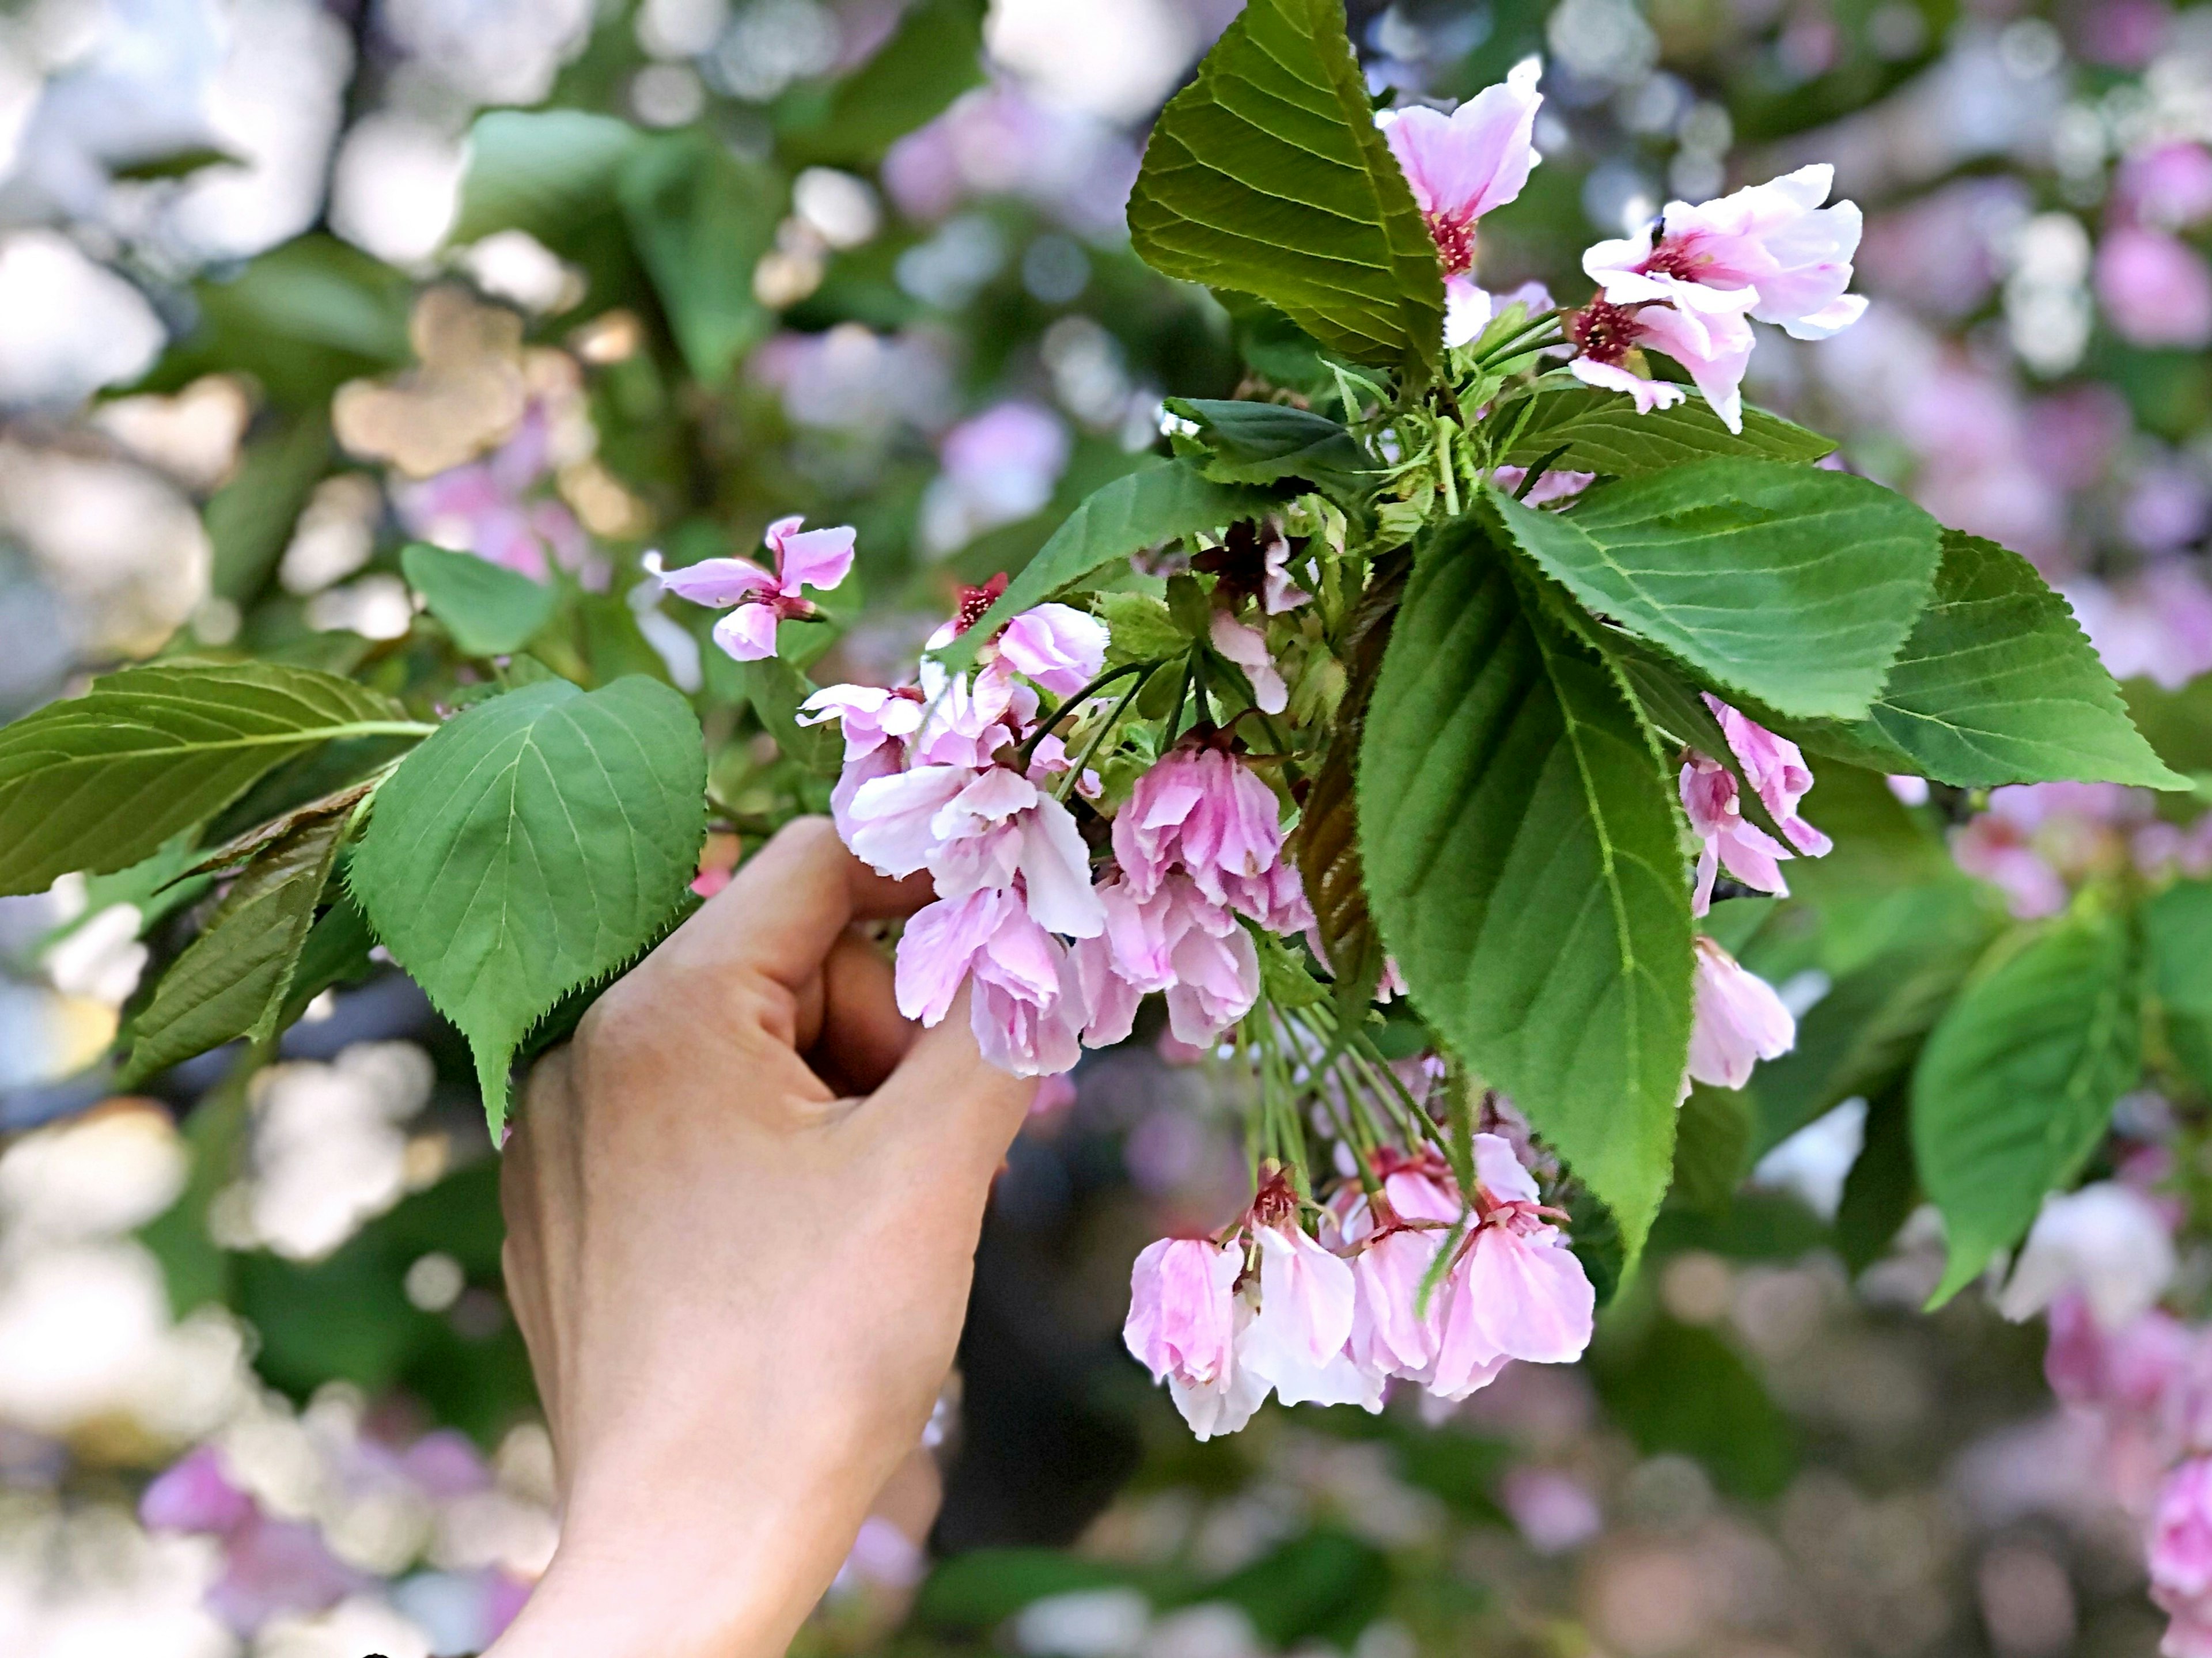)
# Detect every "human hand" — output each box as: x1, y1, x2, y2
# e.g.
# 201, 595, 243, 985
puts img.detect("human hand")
486, 819, 1035, 1658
